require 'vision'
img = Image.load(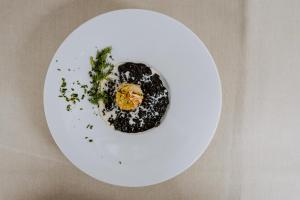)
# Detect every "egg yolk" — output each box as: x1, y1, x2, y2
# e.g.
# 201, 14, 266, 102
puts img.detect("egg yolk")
115, 83, 143, 111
